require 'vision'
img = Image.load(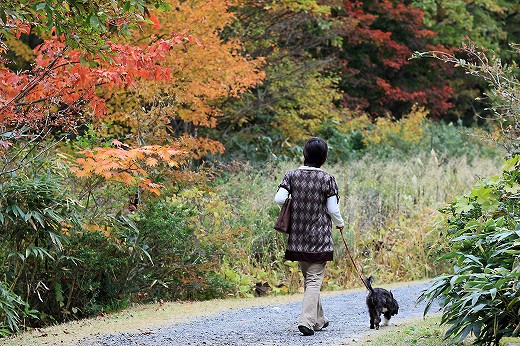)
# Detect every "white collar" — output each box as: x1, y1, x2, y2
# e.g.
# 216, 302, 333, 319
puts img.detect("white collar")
298, 165, 323, 171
